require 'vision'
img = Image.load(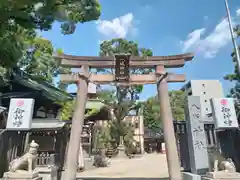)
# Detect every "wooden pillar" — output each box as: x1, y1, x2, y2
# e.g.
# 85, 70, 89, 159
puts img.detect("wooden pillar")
64, 65, 89, 180
156, 66, 182, 180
